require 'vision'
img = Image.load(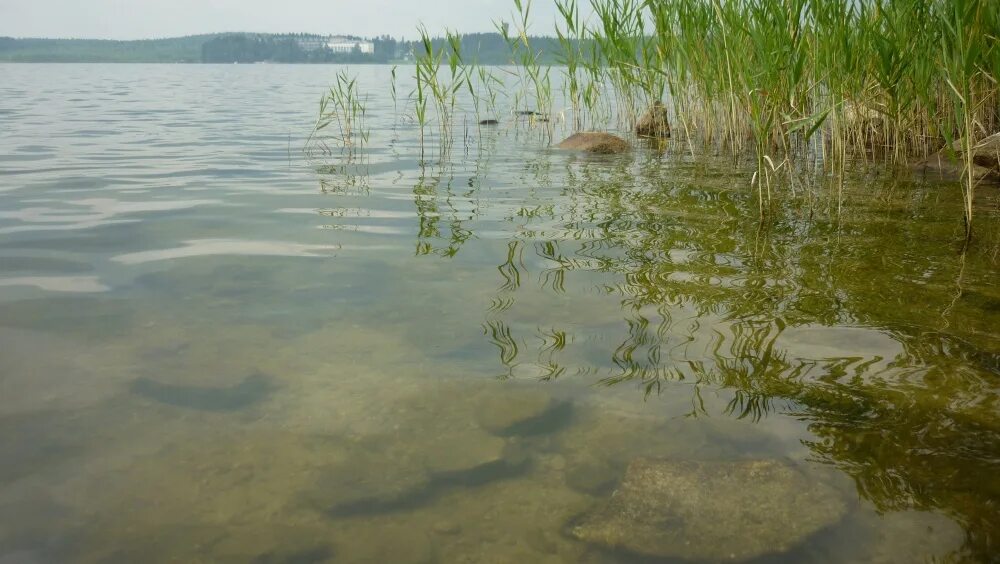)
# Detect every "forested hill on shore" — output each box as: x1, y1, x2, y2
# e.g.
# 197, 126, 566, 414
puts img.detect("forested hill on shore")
0, 33, 564, 64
